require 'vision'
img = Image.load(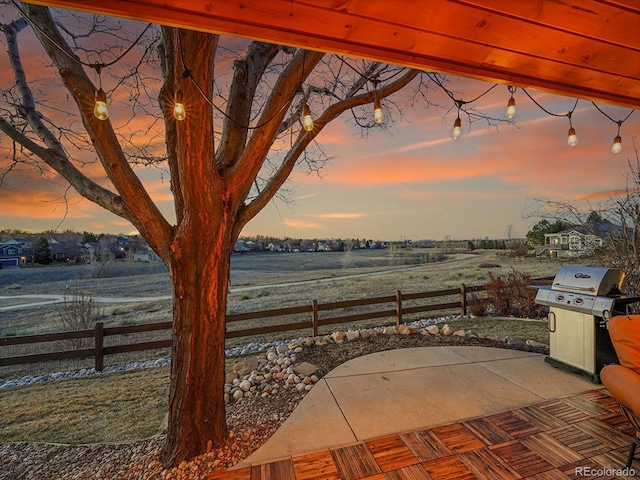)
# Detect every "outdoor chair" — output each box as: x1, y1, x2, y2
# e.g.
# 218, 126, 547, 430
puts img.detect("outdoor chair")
600, 315, 640, 469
